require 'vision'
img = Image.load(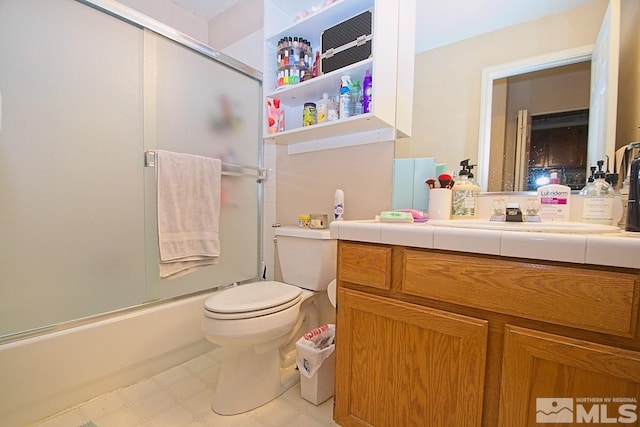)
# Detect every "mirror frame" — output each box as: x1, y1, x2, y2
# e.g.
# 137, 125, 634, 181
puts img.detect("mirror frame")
477, 45, 594, 192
